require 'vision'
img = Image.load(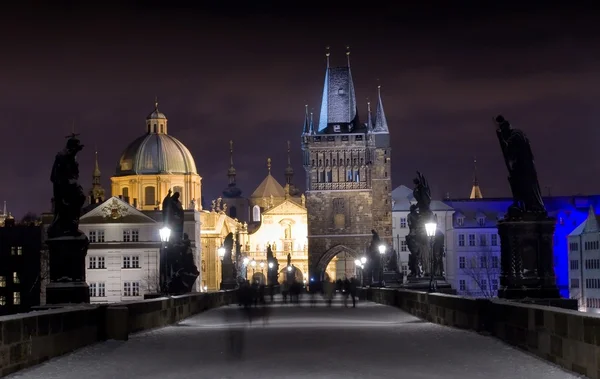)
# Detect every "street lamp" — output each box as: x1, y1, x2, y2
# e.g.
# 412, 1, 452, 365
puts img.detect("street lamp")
268, 262, 274, 269
425, 218, 437, 292
217, 246, 226, 259
243, 257, 250, 265
287, 265, 292, 272
378, 245, 386, 286
159, 227, 171, 242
